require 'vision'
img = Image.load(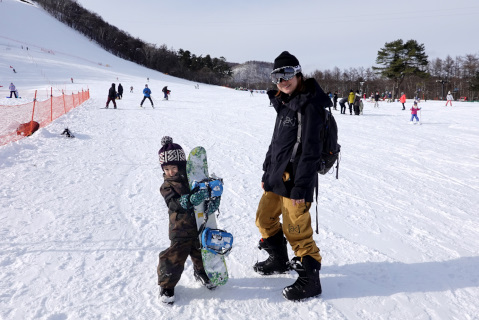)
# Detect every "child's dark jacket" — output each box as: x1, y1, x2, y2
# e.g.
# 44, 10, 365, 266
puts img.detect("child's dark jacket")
159, 172, 198, 240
